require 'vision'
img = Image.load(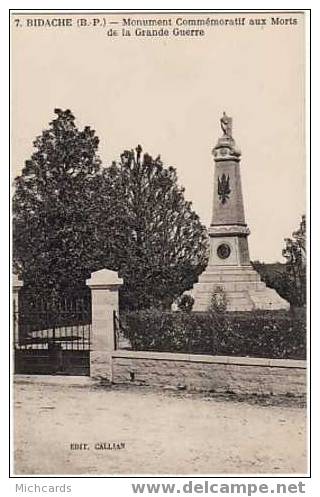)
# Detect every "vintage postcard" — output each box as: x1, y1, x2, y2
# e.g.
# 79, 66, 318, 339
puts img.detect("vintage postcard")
11, 10, 308, 477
